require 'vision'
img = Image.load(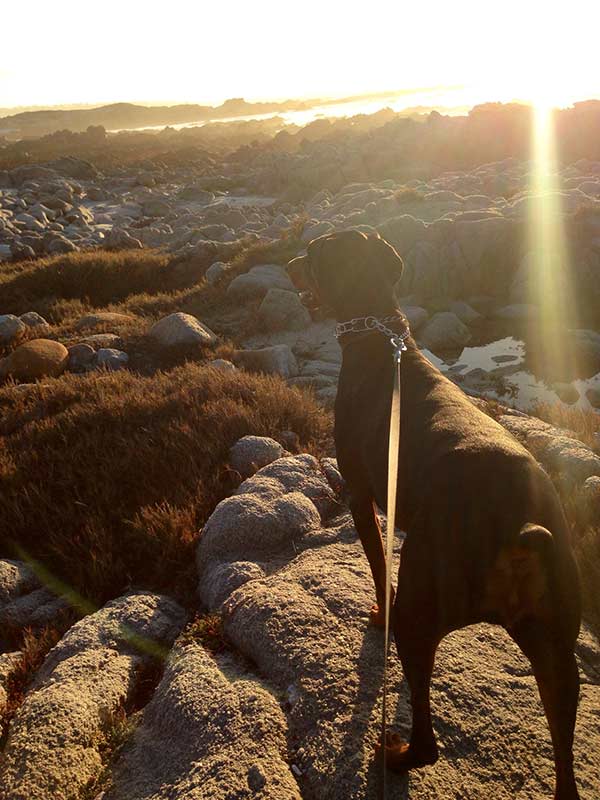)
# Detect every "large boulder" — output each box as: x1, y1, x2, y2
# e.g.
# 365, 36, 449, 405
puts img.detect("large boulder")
0, 339, 69, 381
233, 344, 299, 378
103, 644, 301, 800
195, 464, 600, 799
149, 313, 216, 347
227, 264, 295, 301
258, 288, 312, 331
0, 592, 186, 800
418, 312, 471, 352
